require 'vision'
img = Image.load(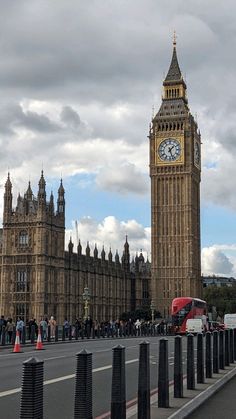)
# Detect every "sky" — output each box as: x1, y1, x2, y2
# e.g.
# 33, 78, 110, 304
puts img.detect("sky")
0, 0, 236, 277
